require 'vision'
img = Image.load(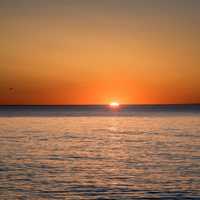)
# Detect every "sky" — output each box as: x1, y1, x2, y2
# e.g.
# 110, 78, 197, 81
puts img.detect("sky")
0, 0, 200, 105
